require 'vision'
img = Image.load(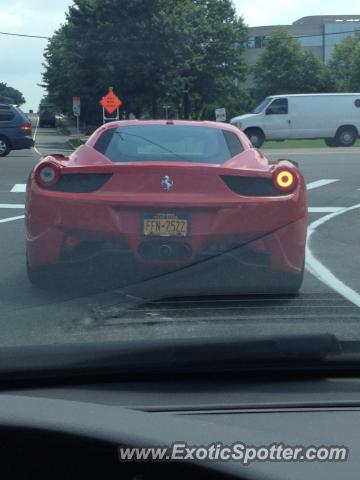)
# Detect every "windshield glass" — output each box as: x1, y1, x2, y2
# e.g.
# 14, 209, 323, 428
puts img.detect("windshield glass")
1, 0, 360, 374
252, 97, 273, 114
94, 125, 242, 163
